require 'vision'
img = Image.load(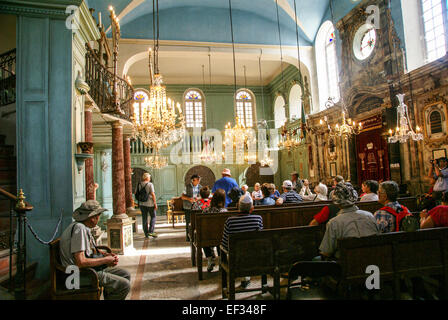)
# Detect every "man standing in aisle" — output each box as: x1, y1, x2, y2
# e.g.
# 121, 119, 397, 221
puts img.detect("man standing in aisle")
136, 173, 158, 238
212, 168, 239, 208
181, 174, 202, 242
